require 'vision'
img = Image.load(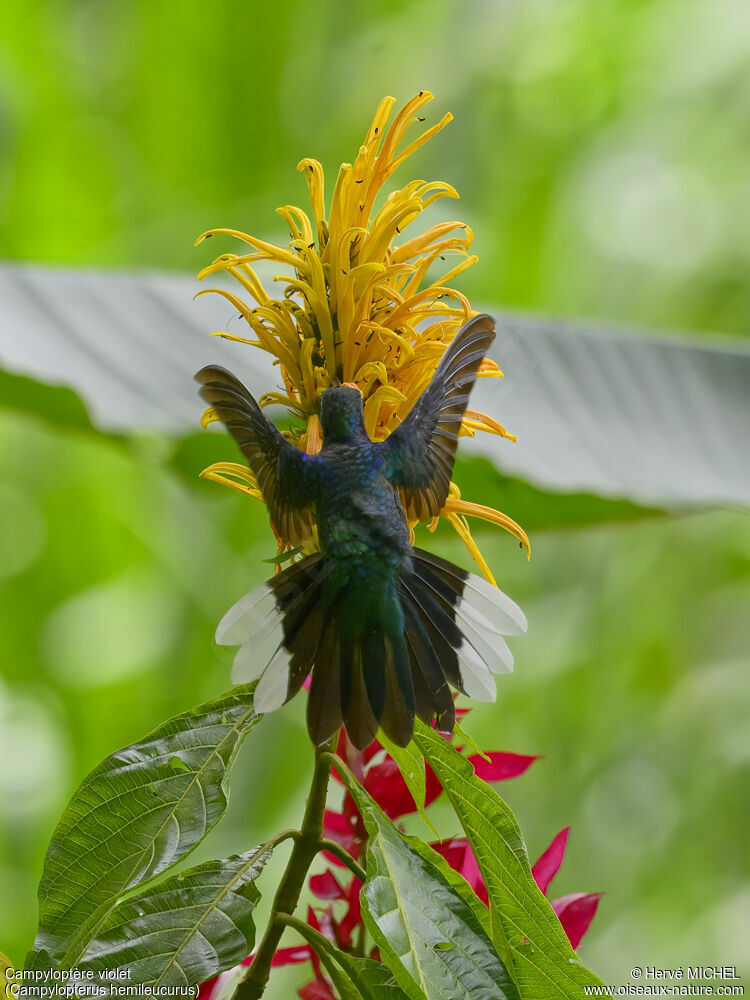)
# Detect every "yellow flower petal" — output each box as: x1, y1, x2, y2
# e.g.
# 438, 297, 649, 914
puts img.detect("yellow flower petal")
201, 406, 219, 428
199, 462, 264, 502
443, 496, 531, 559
